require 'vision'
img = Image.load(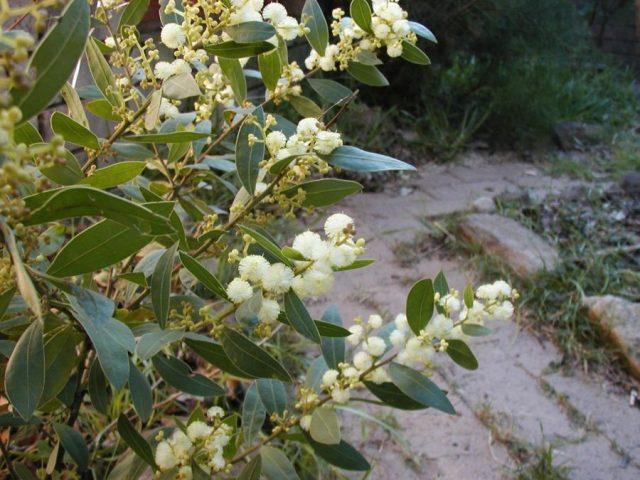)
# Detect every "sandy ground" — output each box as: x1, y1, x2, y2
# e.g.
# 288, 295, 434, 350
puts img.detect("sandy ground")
306, 153, 640, 479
